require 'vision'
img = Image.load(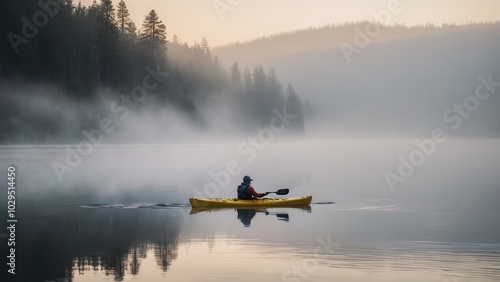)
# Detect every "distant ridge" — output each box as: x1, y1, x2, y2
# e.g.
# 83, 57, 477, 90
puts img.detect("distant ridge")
214, 21, 500, 68
214, 22, 500, 137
